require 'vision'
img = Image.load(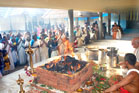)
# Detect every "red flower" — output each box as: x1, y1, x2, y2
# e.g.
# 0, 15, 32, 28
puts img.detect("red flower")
100, 78, 106, 81
26, 71, 31, 76
29, 80, 32, 82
